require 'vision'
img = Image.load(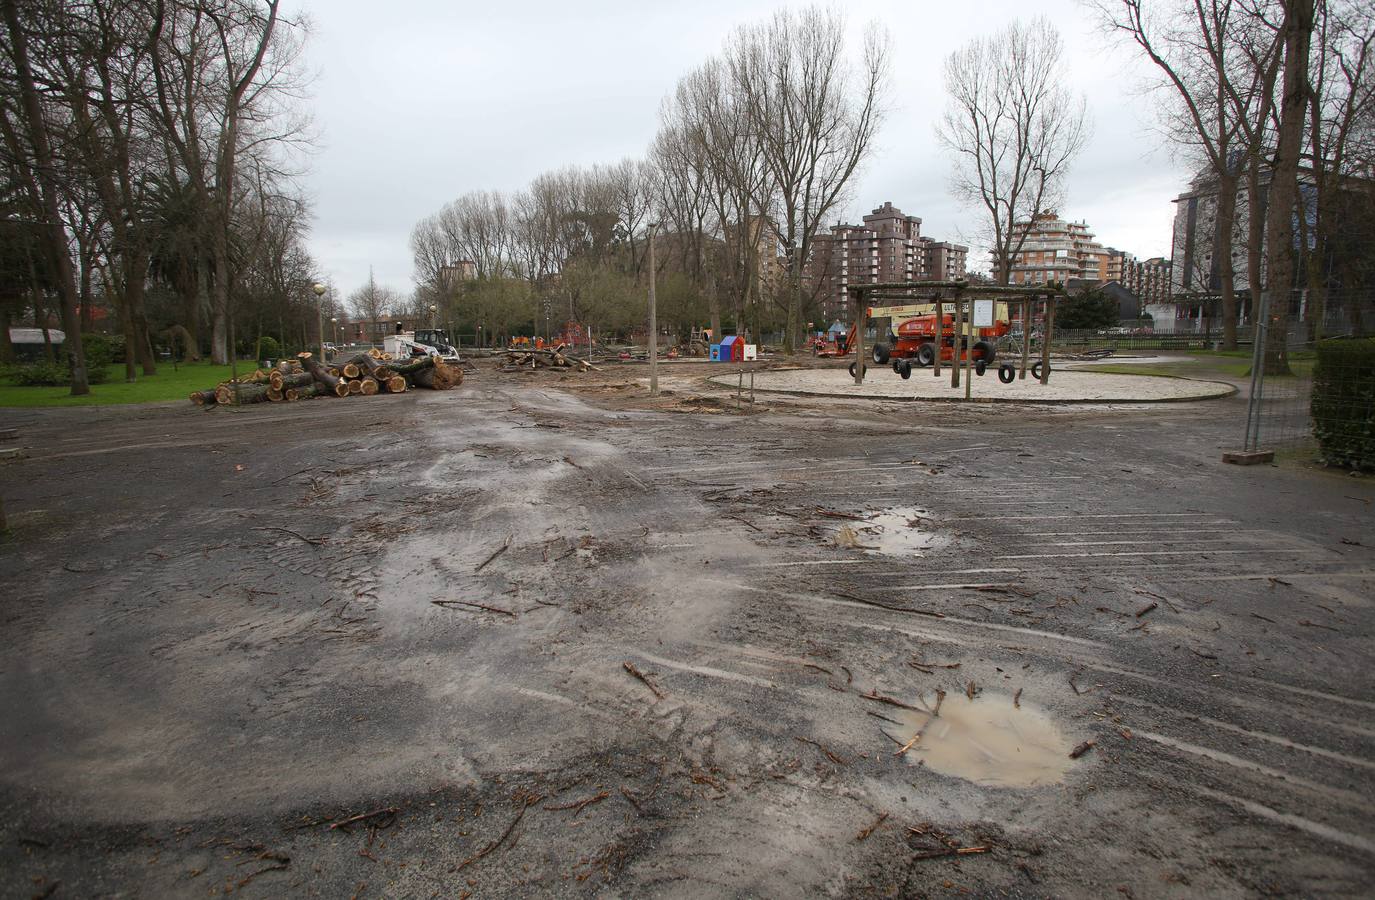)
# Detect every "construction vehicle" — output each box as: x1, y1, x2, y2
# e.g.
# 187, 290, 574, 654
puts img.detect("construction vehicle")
383, 328, 460, 363
870, 312, 1009, 378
